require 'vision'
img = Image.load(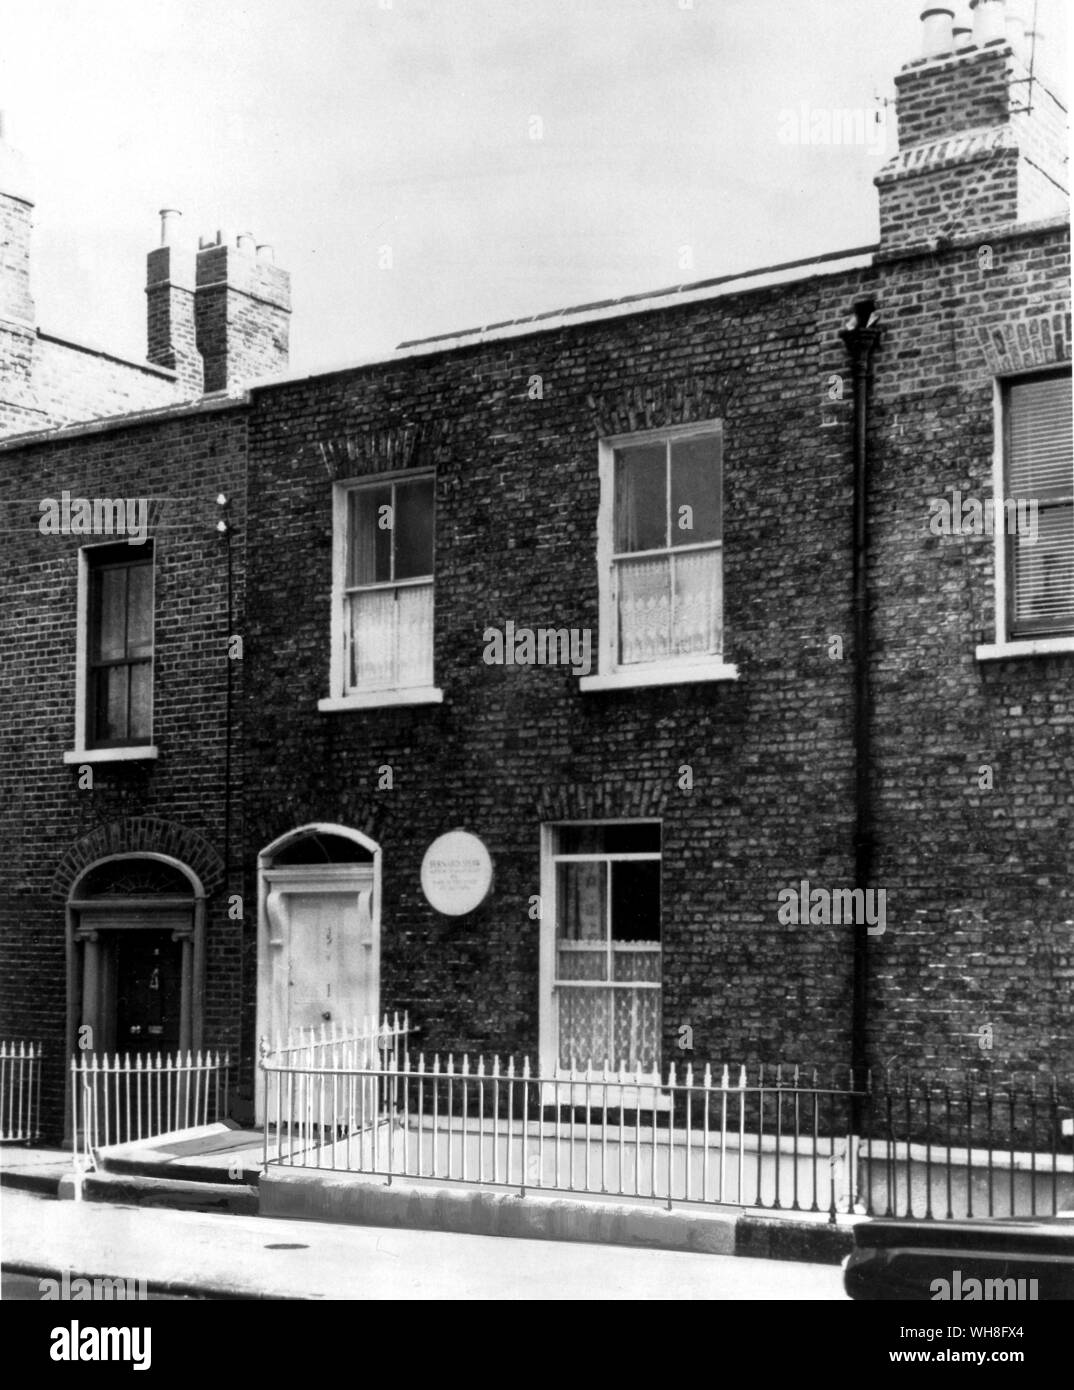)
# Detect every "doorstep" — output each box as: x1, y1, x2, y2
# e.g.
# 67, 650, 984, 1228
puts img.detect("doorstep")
260, 1167, 860, 1264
